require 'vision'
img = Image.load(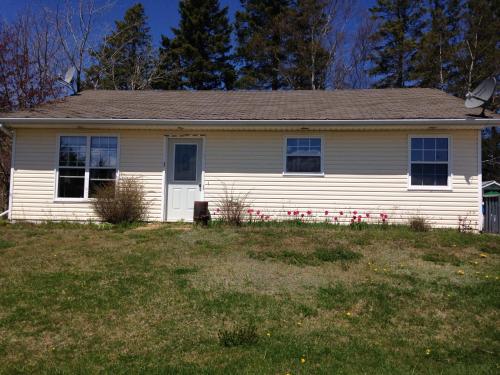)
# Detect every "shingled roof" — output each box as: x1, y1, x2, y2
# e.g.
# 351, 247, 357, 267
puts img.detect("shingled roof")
2, 89, 491, 121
